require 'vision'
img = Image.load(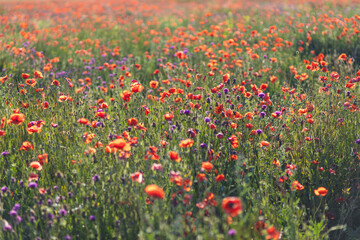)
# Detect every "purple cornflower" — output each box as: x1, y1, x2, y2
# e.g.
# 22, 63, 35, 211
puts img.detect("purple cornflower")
92, 175, 100, 182
48, 213, 54, 220
3, 221, 12, 232
228, 229, 237, 236
15, 216, 22, 224
258, 92, 265, 98
28, 182, 38, 189
13, 203, 20, 210
200, 143, 208, 148
1, 151, 10, 156
96, 122, 104, 127
9, 210, 17, 216
59, 209, 67, 217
